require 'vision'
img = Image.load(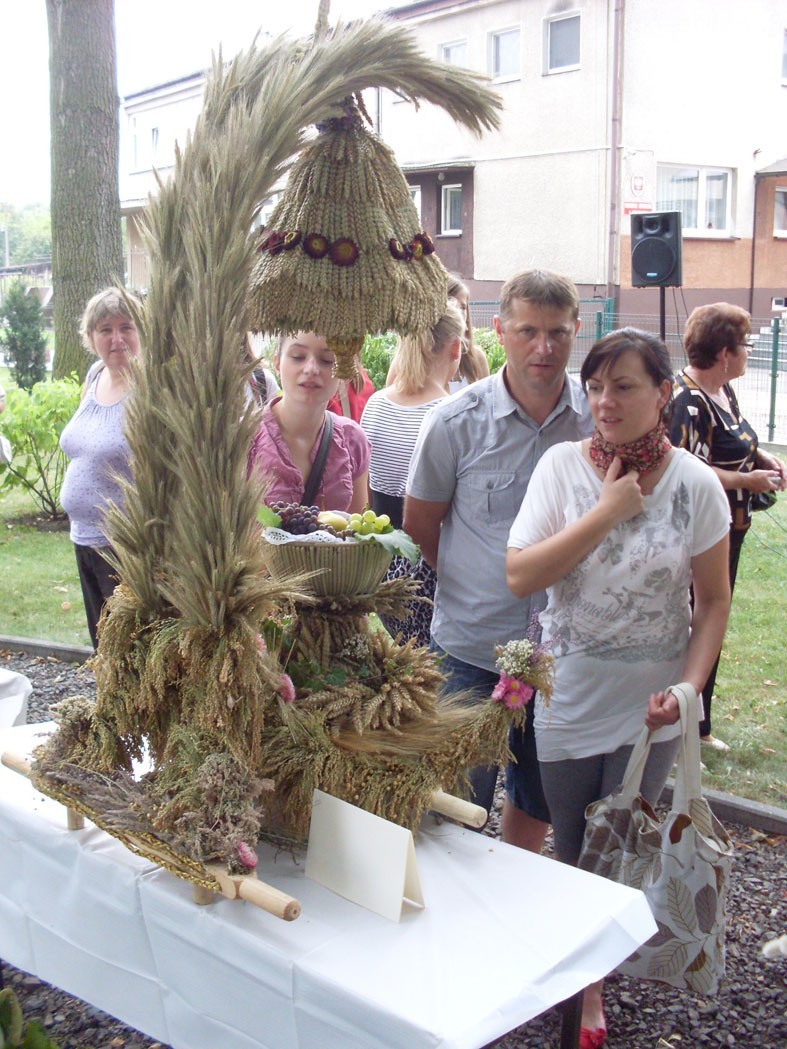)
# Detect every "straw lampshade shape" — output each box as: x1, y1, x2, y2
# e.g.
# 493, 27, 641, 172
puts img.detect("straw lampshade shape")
248, 105, 448, 378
